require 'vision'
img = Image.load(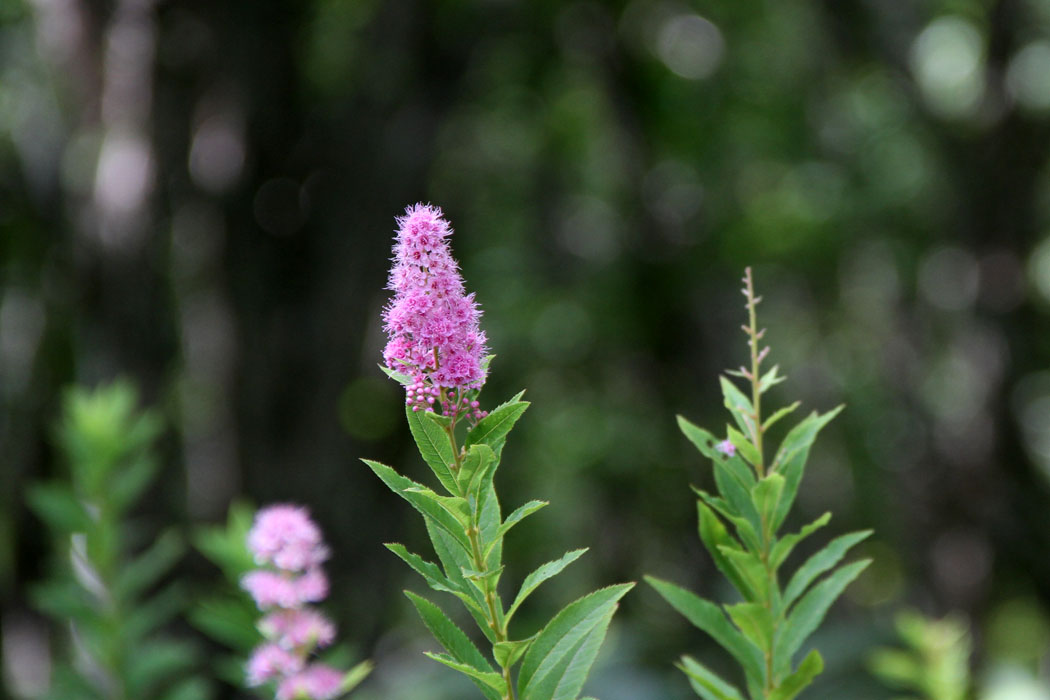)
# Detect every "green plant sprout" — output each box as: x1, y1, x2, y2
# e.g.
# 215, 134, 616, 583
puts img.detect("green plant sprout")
868, 610, 971, 700
645, 268, 872, 700
28, 381, 209, 700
